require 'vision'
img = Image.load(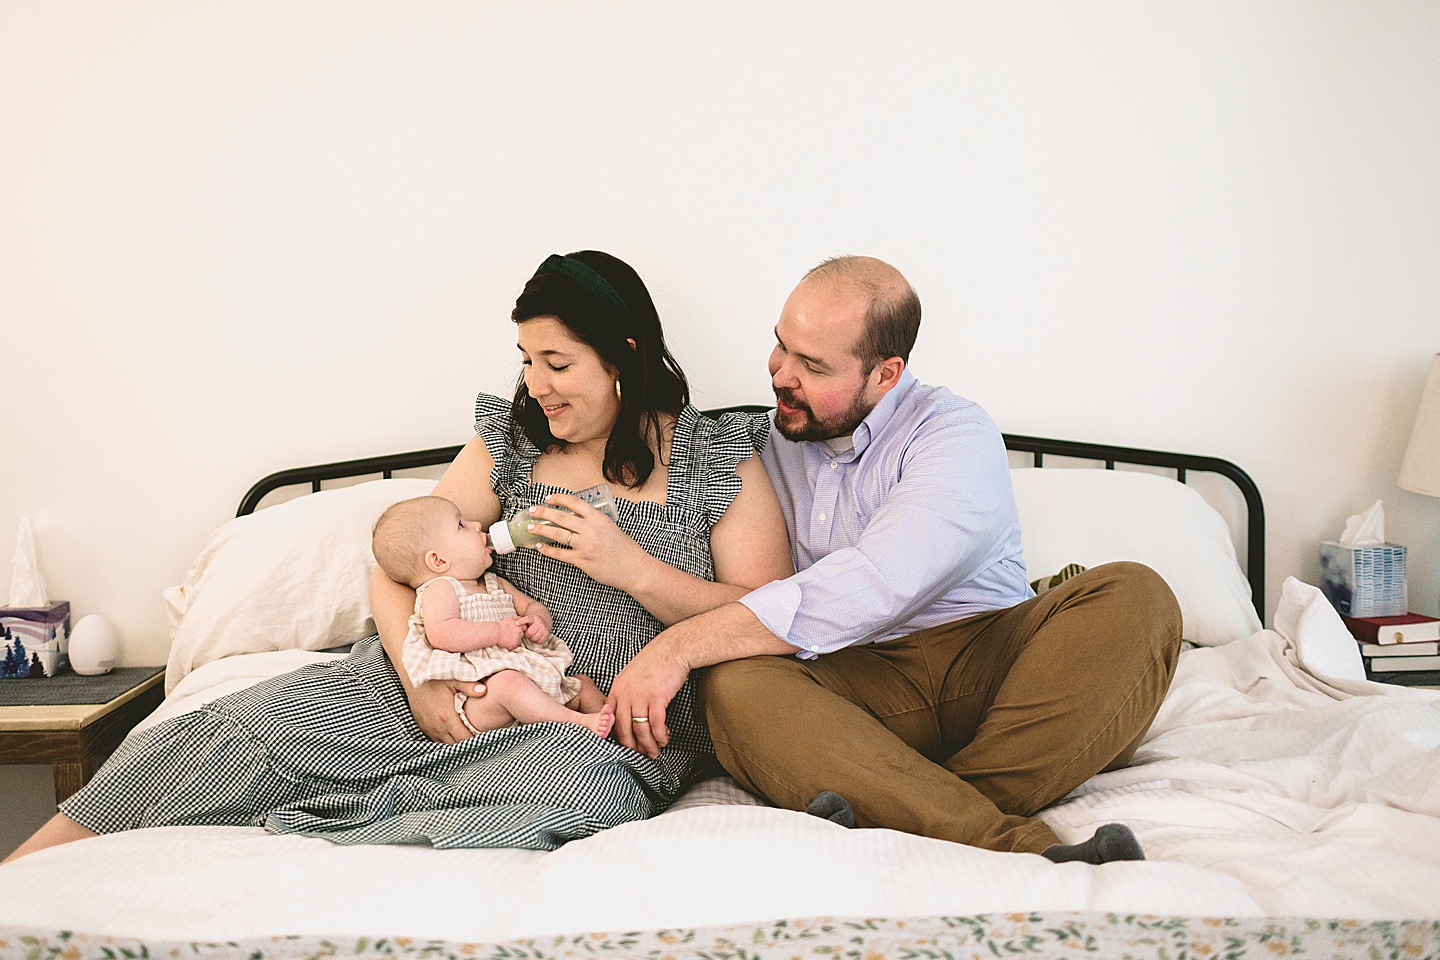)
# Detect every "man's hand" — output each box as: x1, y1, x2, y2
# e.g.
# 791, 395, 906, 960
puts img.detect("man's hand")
607, 637, 691, 759
608, 603, 800, 759
406, 678, 488, 743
